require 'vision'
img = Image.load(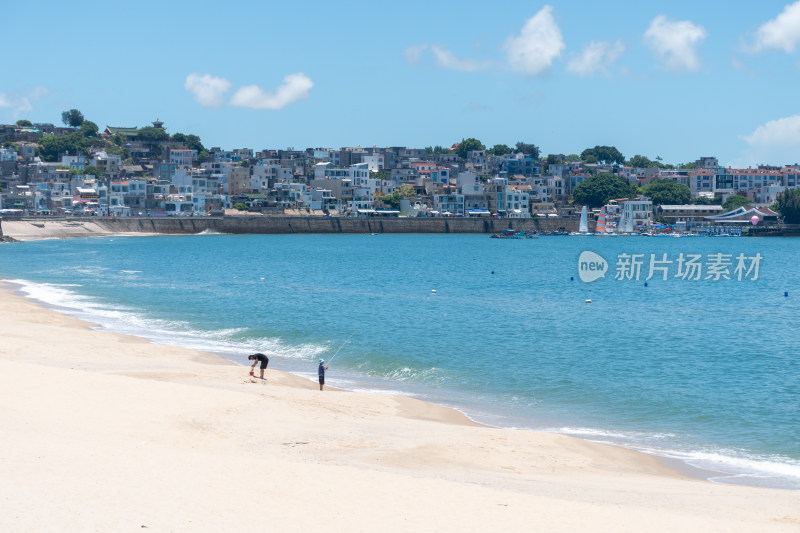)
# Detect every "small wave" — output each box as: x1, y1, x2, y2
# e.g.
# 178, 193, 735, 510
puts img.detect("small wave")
196, 229, 229, 235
